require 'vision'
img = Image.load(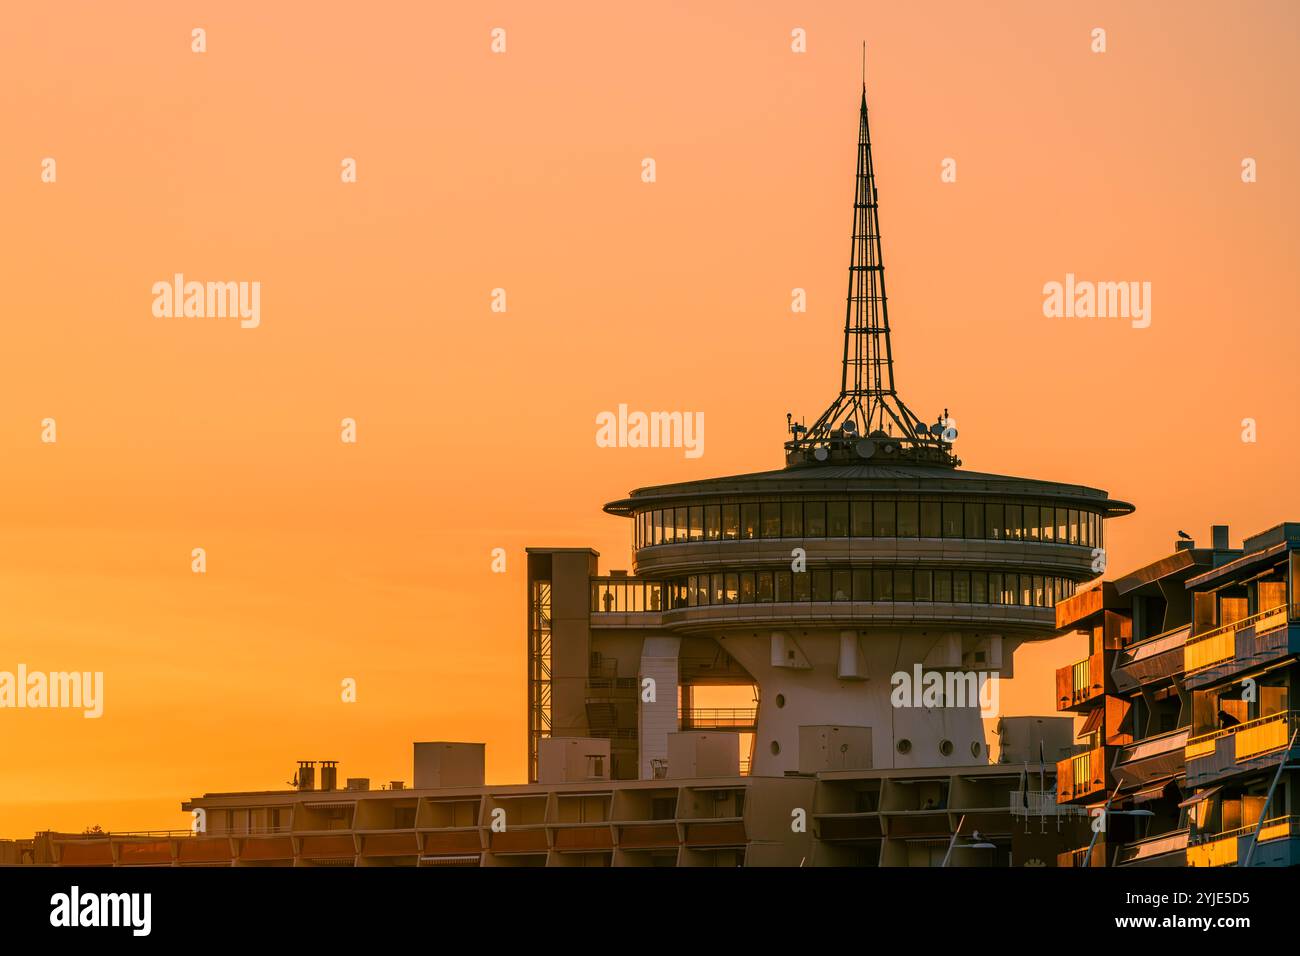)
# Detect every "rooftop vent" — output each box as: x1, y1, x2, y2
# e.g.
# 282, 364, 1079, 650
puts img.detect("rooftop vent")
295, 761, 316, 792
